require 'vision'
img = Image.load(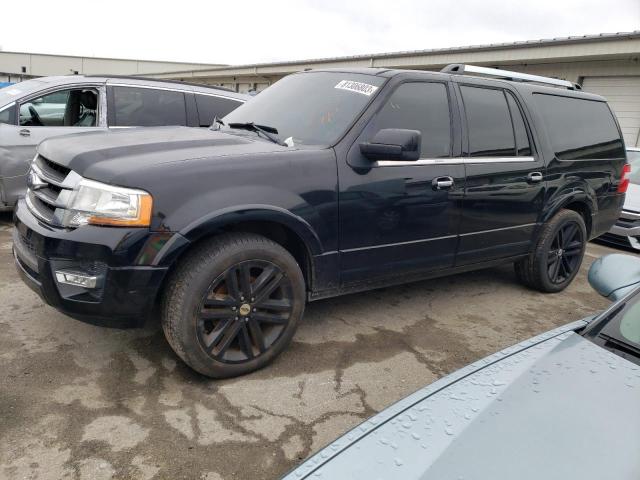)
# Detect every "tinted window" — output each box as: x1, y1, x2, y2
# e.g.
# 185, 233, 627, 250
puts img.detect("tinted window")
461, 86, 515, 157
112, 87, 186, 127
506, 92, 531, 156
0, 104, 15, 125
371, 82, 451, 158
224, 72, 386, 146
534, 94, 625, 160
195, 94, 243, 127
